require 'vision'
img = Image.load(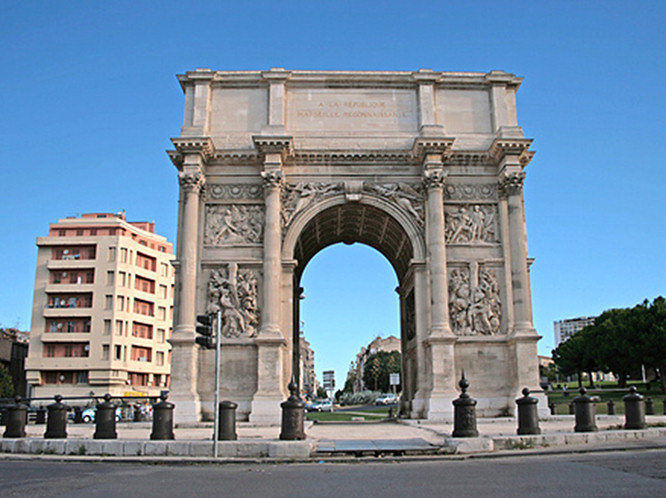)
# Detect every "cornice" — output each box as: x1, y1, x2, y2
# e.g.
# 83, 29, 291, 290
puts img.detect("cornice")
411, 136, 455, 161
489, 138, 534, 165
252, 135, 294, 161
290, 150, 415, 166
171, 137, 215, 160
